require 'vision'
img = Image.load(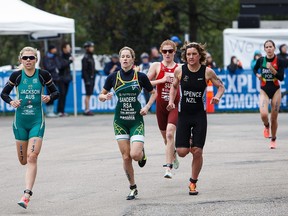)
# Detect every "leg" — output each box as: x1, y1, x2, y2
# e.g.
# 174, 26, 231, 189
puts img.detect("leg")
118, 140, 135, 186
16, 141, 28, 165
259, 90, 270, 127
57, 80, 65, 113
177, 147, 190, 157
85, 95, 90, 111
25, 137, 43, 198
130, 141, 144, 161
165, 124, 177, 168
270, 89, 281, 139
190, 147, 203, 180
